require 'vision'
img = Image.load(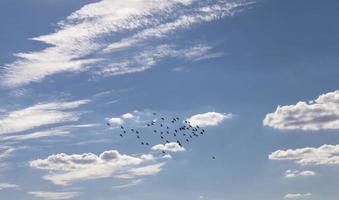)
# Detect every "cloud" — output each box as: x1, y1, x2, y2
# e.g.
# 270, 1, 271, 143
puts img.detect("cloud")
285, 170, 316, 178
121, 113, 135, 119
1, 123, 99, 142
263, 90, 339, 131
152, 142, 186, 152
269, 144, 339, 166
0, 182, 18, 190
112, 179, 143, 189
284, 193, 312, 199
108, 117, 124, 125
30, 150, 164, 186
28, 191, 79, 200
0, 146, 17, 160
0, 100, 90, 135
97, 44, 222, 77
1, 0, 251, 87
187, 112, 233, 127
